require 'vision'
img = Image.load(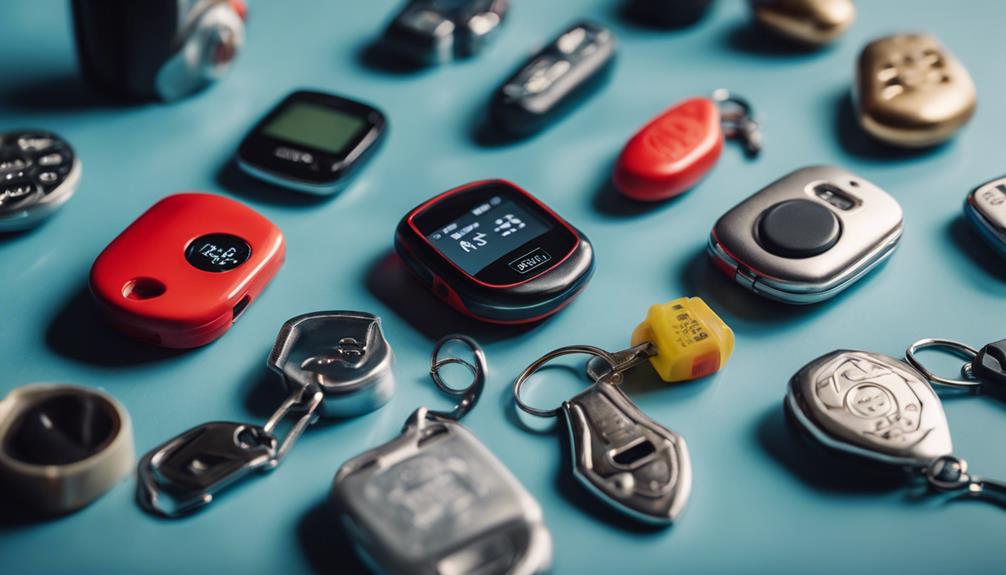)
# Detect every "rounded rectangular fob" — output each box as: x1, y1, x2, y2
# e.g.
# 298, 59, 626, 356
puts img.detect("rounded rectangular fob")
395, 179, 594, 324
708, 165, 902, 304
964, 176, 1006, 258
491, 21, 616, 136
0, 130, 81, 231
382, 0, 508, 65
332, 417, 552, 574
855, 33, 976, 148
90, 193, 285, 348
